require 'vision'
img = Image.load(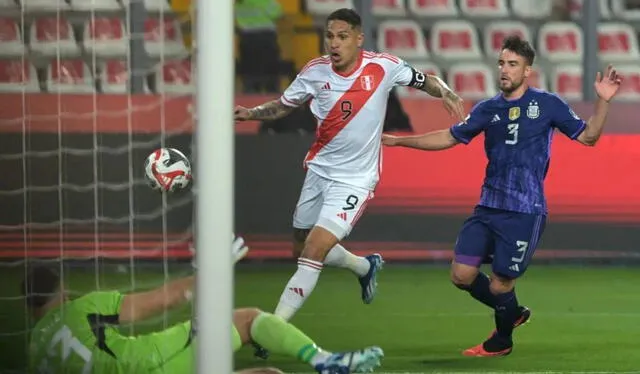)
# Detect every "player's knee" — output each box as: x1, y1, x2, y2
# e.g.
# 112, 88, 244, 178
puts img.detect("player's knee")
450, 264, 478, 289
233, 308, 263, 343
